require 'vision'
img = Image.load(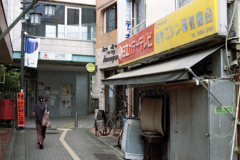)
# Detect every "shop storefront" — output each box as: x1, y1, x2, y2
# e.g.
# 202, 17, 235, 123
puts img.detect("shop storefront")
102, 0, 238, 159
